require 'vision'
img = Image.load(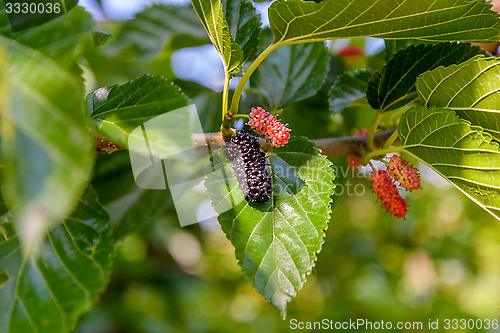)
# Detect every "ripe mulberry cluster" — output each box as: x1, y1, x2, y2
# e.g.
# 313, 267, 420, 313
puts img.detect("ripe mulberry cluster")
226, 132, 272, 203
387, 155, 421, 191
248, 107, 291, 148
370, 170, 408, 218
